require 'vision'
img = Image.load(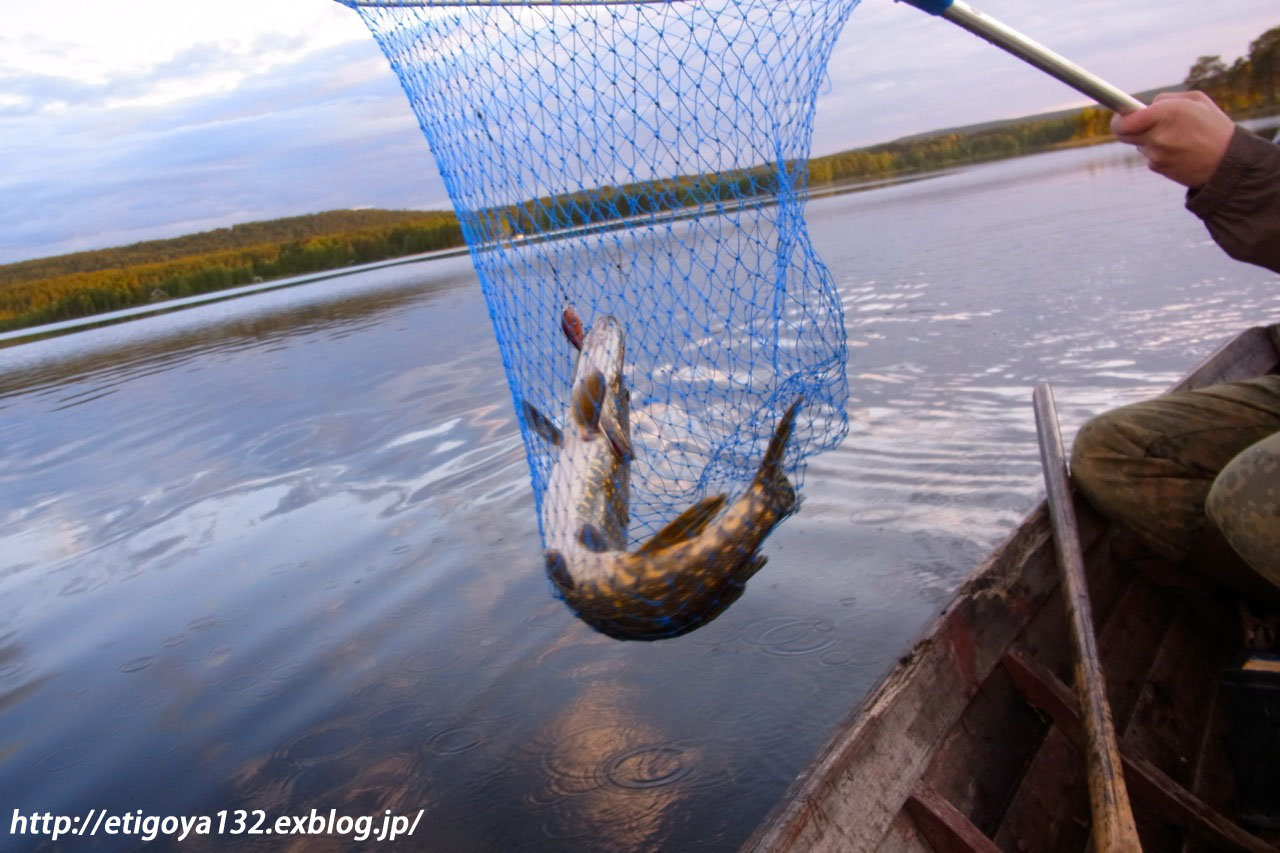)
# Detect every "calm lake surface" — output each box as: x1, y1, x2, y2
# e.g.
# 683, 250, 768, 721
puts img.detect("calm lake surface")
2, 143, 1278, 850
